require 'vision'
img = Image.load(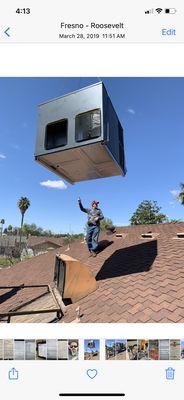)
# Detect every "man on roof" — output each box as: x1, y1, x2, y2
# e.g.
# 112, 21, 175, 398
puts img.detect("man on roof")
78, 197, 104, 257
